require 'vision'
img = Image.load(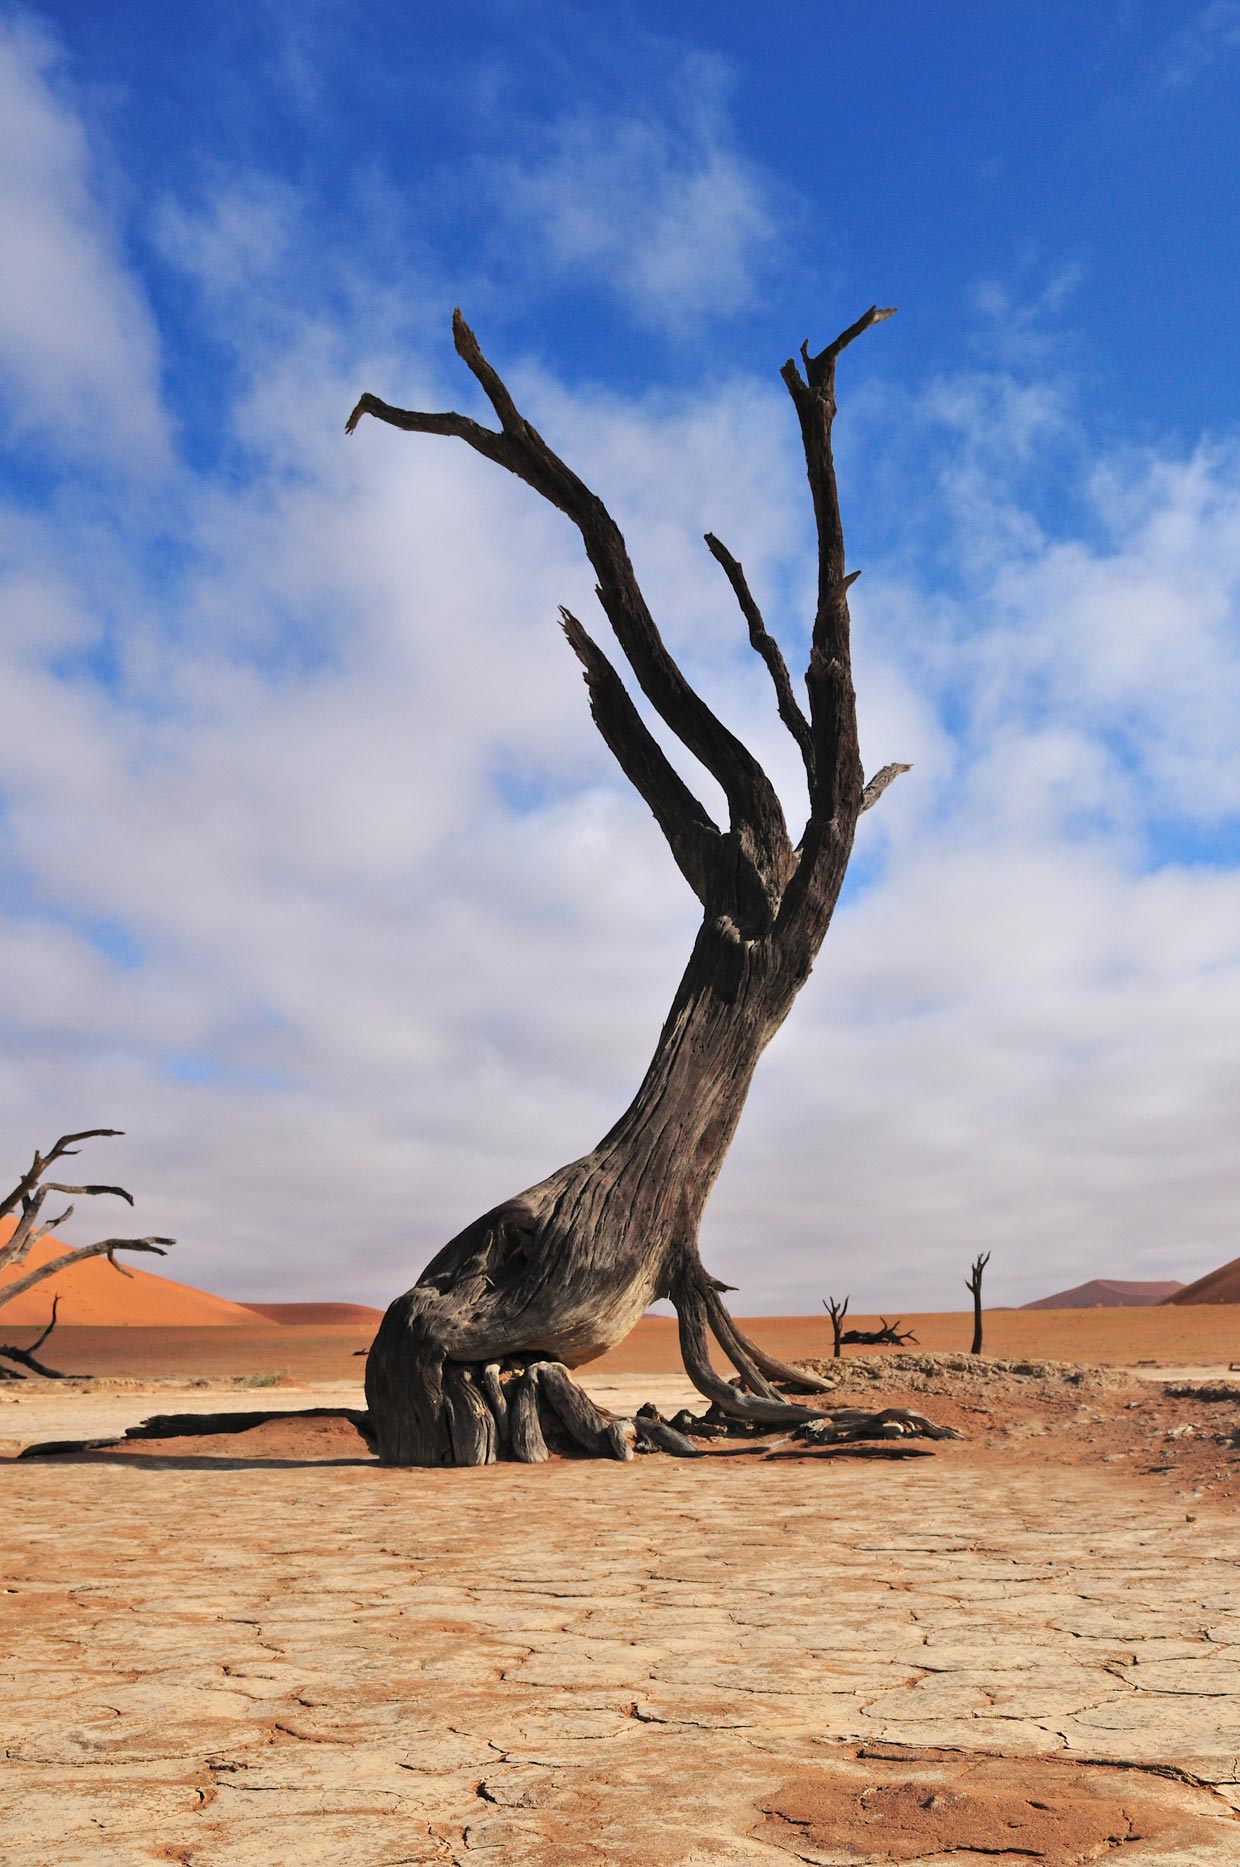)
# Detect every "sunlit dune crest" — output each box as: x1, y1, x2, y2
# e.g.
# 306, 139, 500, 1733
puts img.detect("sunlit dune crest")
1021, 1278, 1185, 1310
0, 1220, 264, 1327
242, 1302, 384, 1325
1162, 1253, 1240, 1306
